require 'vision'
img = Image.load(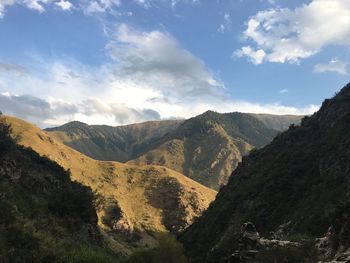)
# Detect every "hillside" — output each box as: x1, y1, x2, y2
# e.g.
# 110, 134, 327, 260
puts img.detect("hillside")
181, 84, 350, 262
46, 120, 183, 162
48, 112, 301, 190
0, 117, 112, 262
3, 115, 216, 254
130, 111, 302, 189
